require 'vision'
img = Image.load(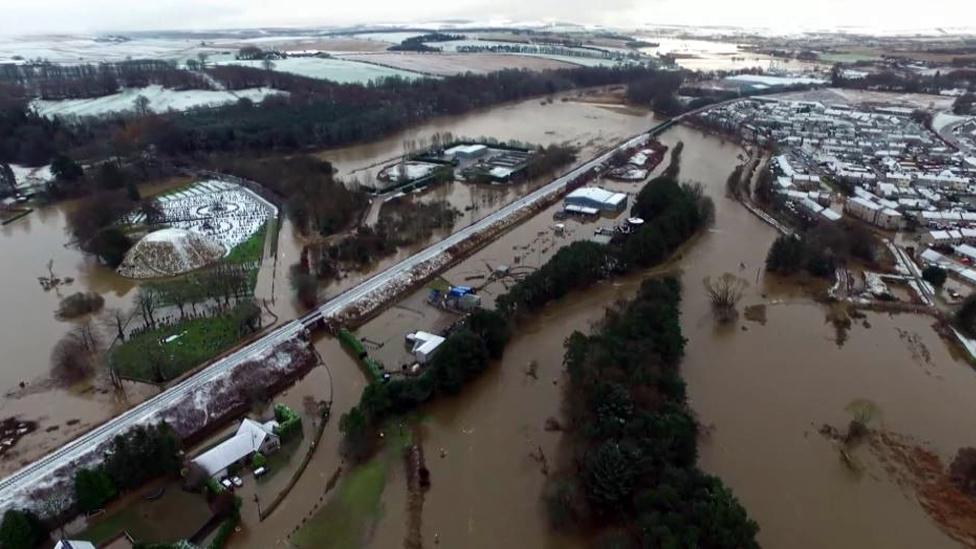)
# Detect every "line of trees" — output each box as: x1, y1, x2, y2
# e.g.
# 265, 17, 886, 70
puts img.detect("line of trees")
0, 60, 210, 100
0, 423, 181, 549
339, 308, 511, 460
544, 278, 759, 547
497, 145, 713, 318
136, 65, 685, 156
388, 33, 462, 53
